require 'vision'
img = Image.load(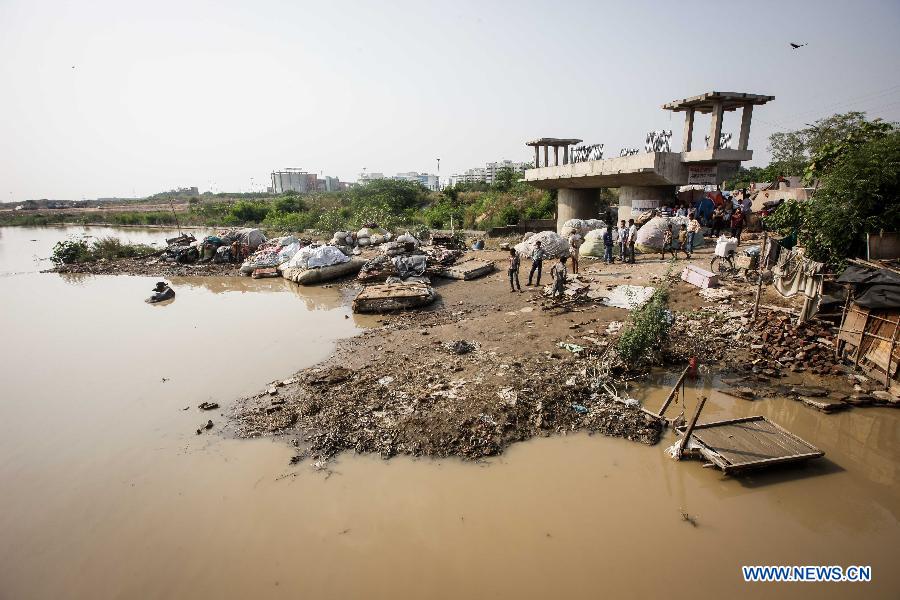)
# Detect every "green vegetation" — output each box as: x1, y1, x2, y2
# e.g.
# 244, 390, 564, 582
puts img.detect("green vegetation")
50, 236, 156, 265
5, 167, 558, 235
765, 119, 900, 267
616, 288, 671, 365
